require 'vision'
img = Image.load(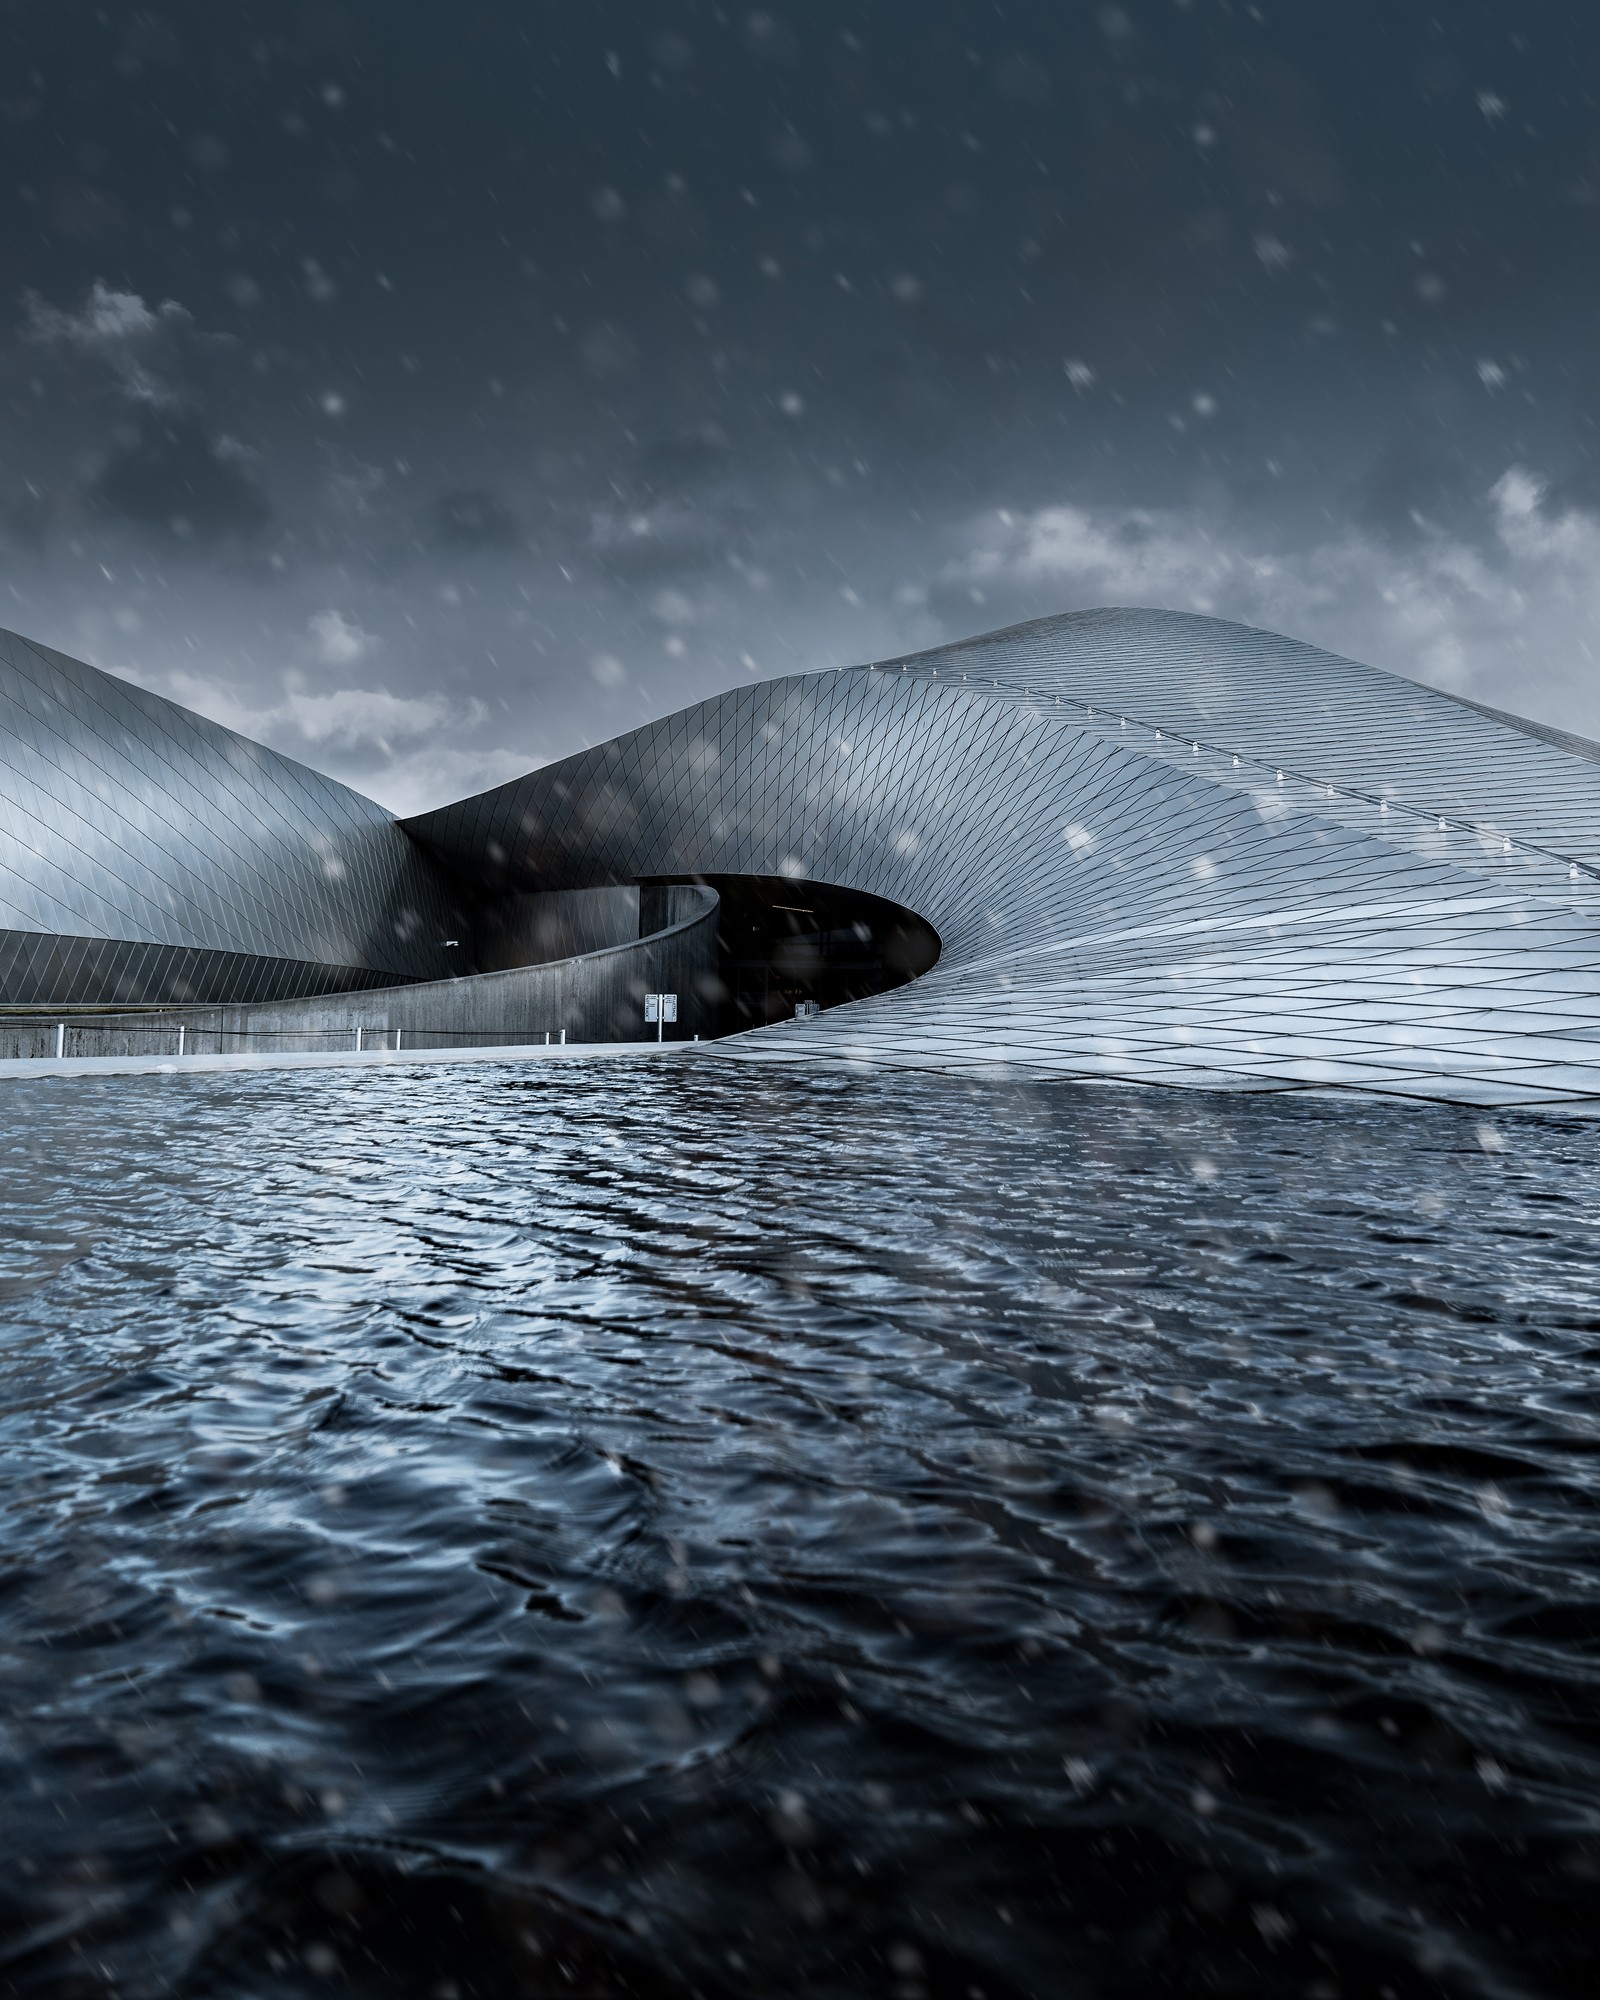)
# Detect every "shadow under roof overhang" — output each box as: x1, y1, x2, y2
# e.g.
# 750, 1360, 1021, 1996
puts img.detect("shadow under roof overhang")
645, 874, 939, 1036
